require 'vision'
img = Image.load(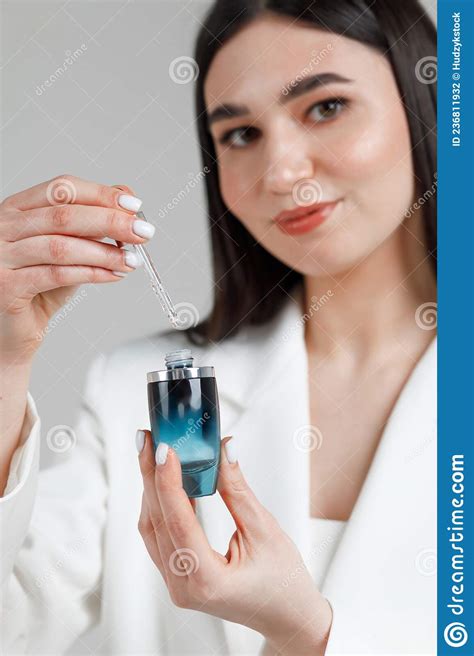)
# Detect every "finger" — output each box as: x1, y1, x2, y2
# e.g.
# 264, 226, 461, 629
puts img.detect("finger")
1, 174, 142, 213
2, 235, 141, 273
112, 185, 136, 248
11, 264, 128, 298
154, 441, 214, 570
138, 492, 166, 577
217, 436, 271, 538
137, 430, 176, 581
1, 204, 153, 245
137, 430, 167, 525
112, 184, 135, 195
